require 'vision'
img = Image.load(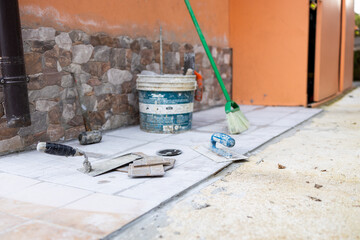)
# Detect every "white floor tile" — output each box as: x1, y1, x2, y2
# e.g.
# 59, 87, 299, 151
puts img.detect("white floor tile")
118, 169, 210, 202
0, 173, 40, 197
105, 125, 170, 142
65, 193, 157, 215
6, 182, 92, 207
